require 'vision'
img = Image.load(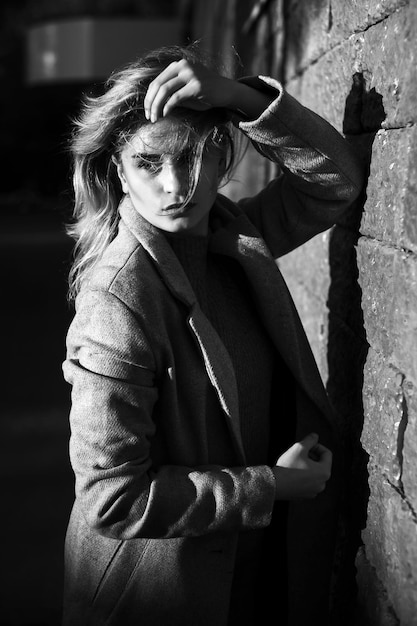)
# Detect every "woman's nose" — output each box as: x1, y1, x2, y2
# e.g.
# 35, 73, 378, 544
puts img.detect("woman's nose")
160, 161, 188, 196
